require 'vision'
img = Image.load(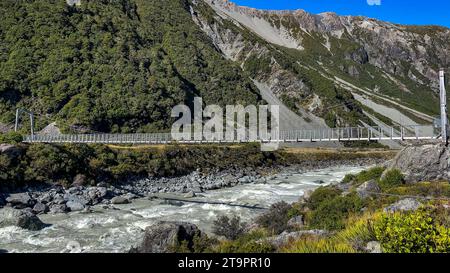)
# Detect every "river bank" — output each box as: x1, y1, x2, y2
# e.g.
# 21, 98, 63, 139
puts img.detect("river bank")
0, 156, 388, 215
0, 165, 369, 253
